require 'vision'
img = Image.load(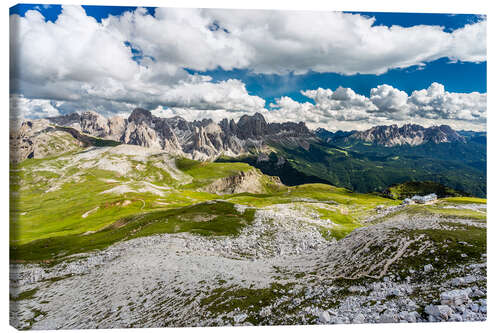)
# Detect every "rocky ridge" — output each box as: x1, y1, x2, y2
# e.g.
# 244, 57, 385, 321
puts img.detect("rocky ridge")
315, 124, 466, 147
9, 119, 83, 163
12, 109, 471, 163
46, 109, 314, 161
201, 169, 283, 195
349, 124, 465, 147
